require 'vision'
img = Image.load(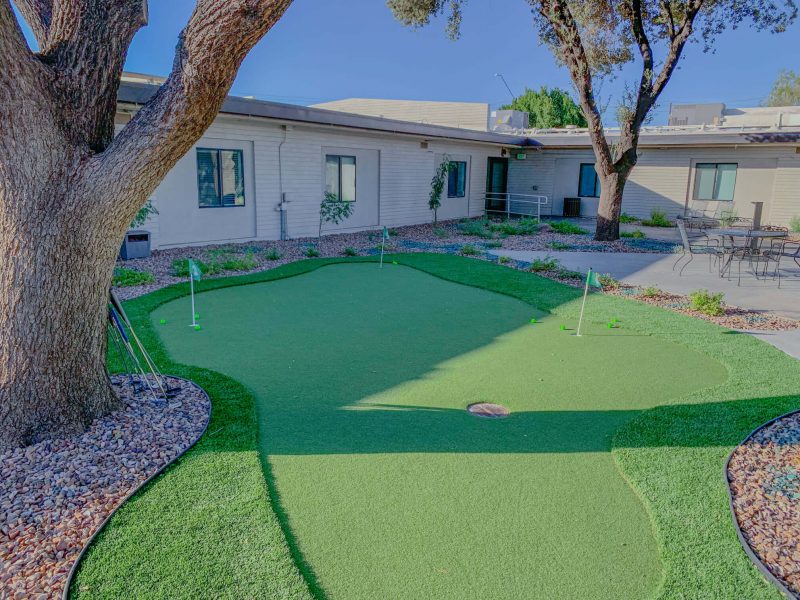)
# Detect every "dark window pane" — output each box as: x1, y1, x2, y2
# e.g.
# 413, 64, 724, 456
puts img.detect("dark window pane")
197, 149, 220, 207
220, 150, 245, 206
578, 164, 598, 197
448, 161, 467, 198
